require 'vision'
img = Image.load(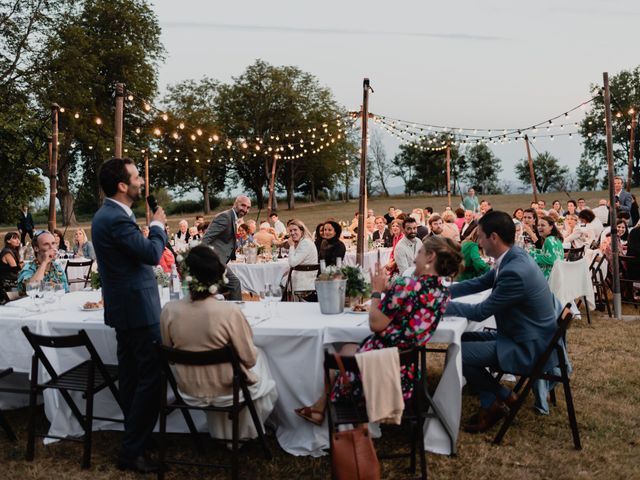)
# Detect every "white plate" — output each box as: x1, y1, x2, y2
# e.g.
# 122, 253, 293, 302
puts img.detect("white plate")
80, 306, 103, 312
346, 307, 369, 315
